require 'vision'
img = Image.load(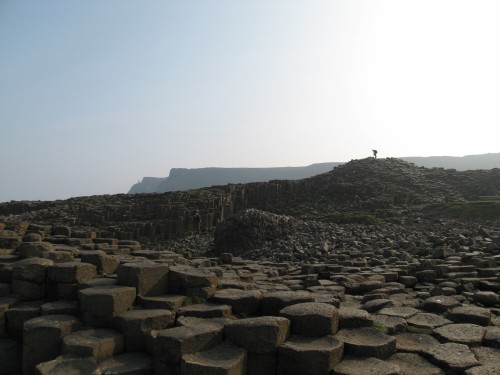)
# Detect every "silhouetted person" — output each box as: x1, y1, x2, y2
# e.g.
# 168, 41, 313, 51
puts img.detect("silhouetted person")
372, 149, 378, 158
193, 210, 201, 232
